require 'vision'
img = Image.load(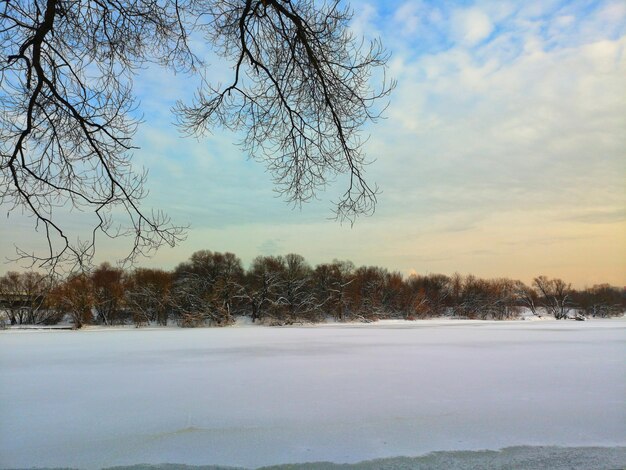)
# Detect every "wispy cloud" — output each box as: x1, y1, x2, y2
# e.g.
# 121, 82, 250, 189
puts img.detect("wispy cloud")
563, 209, 626, 224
